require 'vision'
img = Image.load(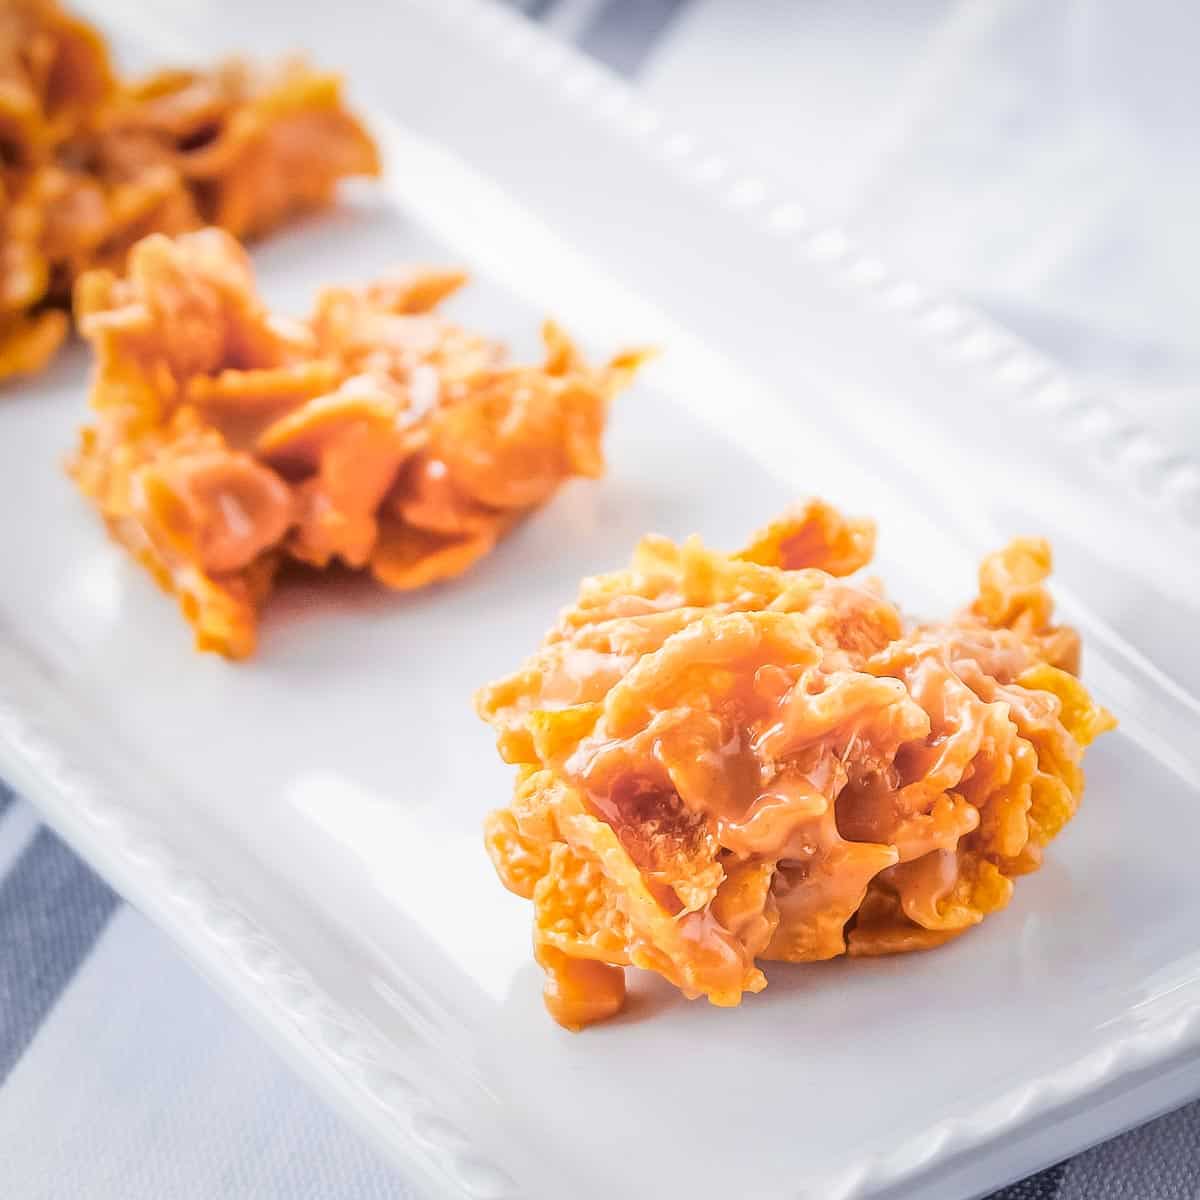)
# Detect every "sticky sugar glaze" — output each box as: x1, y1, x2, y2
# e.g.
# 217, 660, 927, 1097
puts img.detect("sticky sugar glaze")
476, 501, 1115, 1029
71, 227, 644, 656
